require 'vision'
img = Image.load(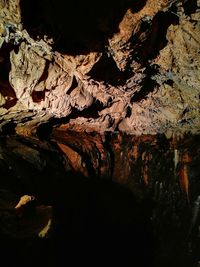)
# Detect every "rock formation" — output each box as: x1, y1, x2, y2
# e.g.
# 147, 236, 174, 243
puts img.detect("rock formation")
0, 1, 200, 266
0, 0, 199, 136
